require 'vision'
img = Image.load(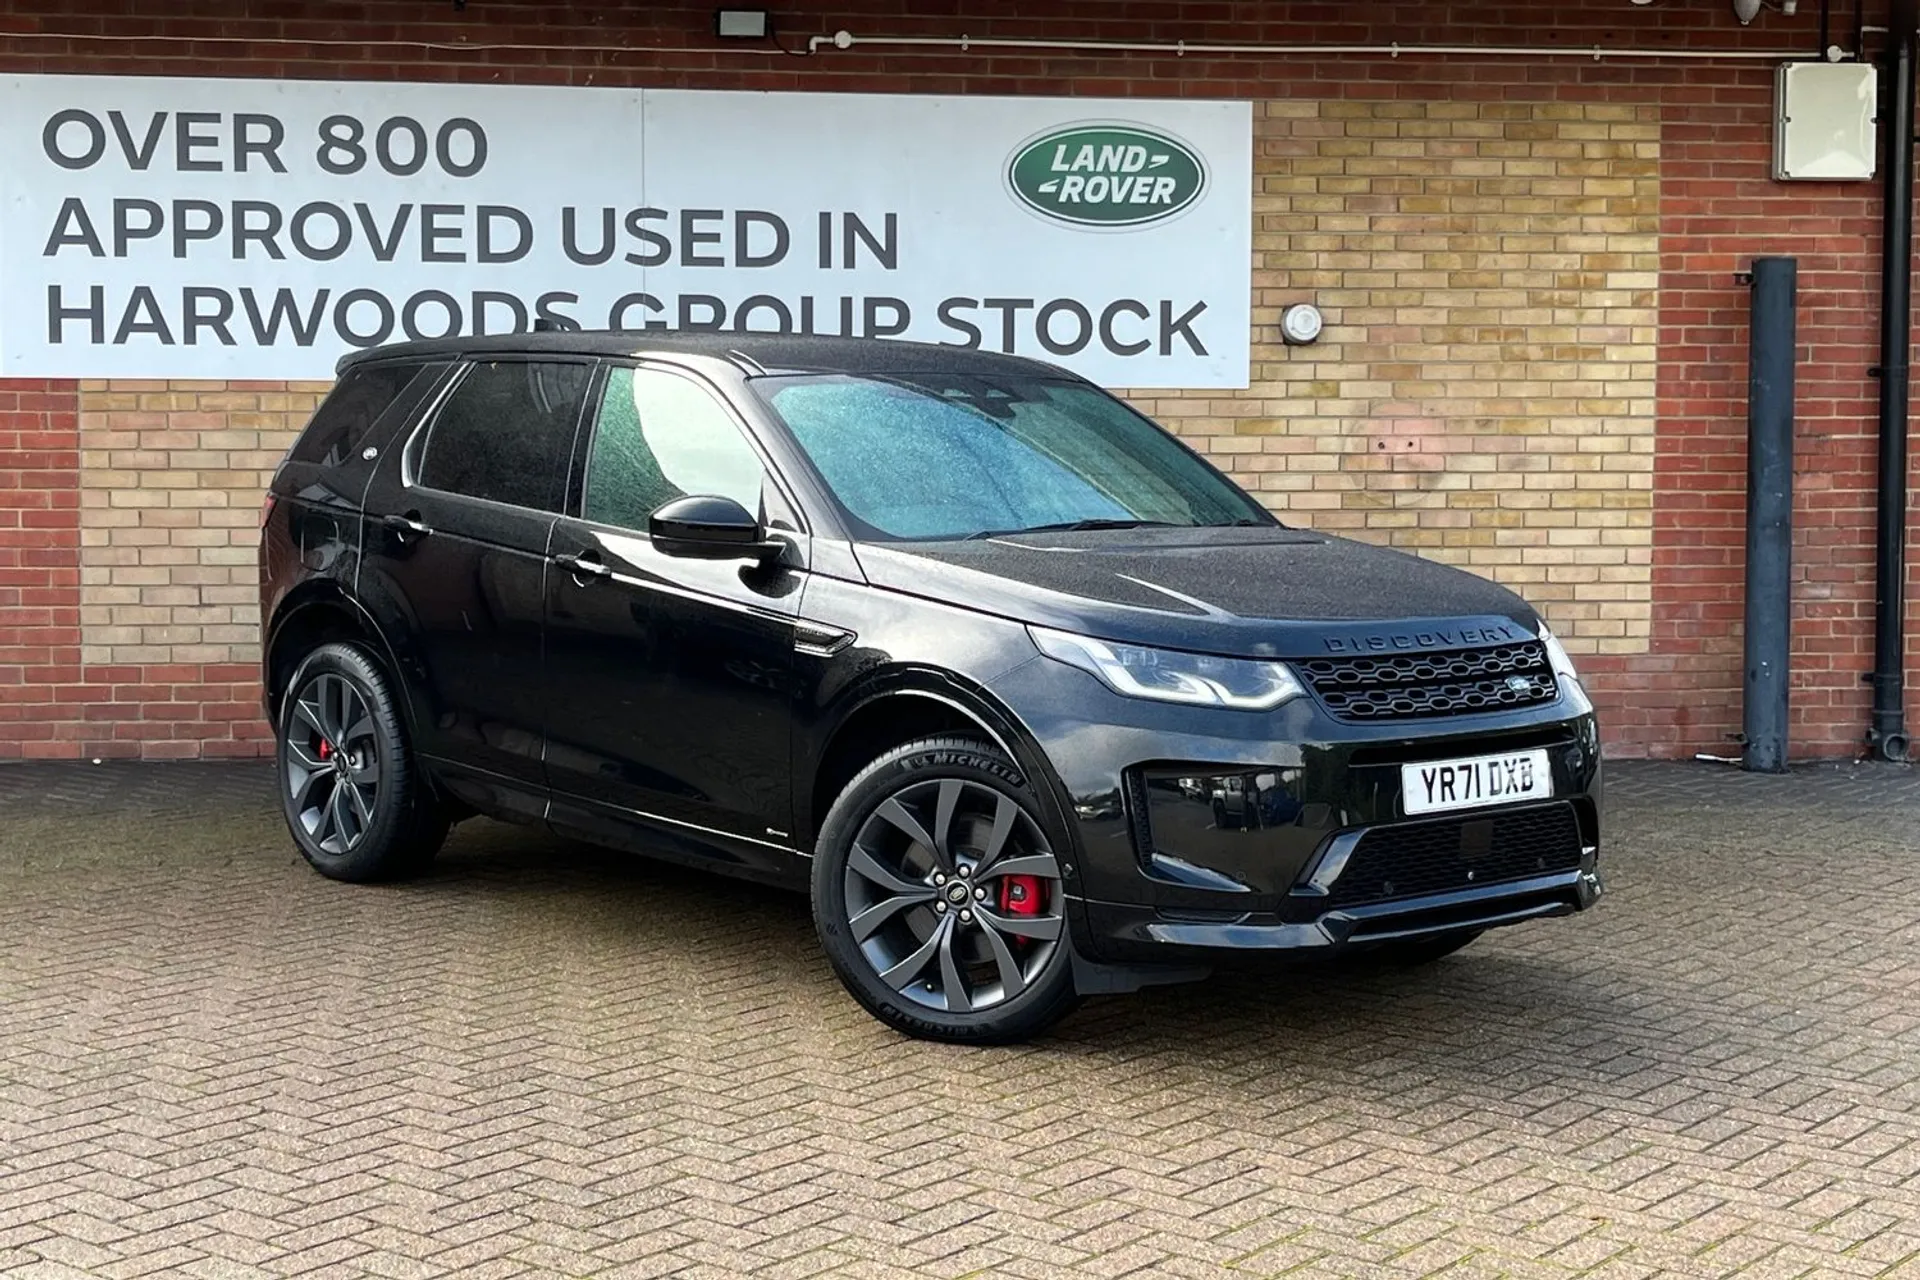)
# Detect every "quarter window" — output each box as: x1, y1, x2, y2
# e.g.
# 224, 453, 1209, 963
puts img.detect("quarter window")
291, 362, 443, 467
419, 360, 592, 511
583, 366, 767, 530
